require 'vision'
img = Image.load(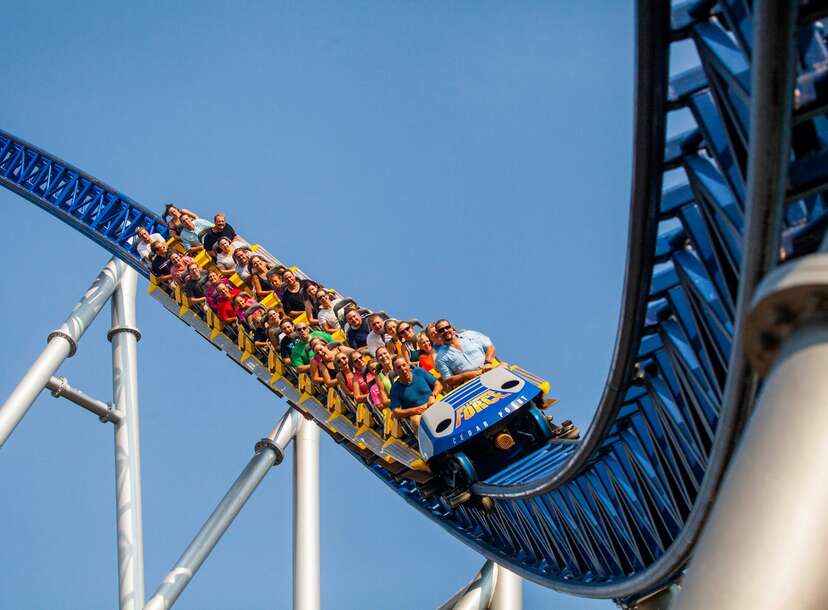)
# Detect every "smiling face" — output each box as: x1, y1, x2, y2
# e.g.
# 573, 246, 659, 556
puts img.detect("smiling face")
251, 257, 268, 274
217, 237, 231, 252
169, 252, 183, 267
217, 283, 231, 298
282, 270, 298, 288
152, 241, 168, 257
207, 270, 221, 284
435, 320, 455, 342
384, 319, 398, 337
417, 333, 432, 352
214, 213, 226, 230
234, 250, 250, 266
280, 320, 294, 335
370, 315, 385, 334
295, 323, 311, 340
318, 292, 332, 308
397, 323, 414, 342
375, 346, 392, 370
345, 310, 362, 329
180, 213, 196, 230
136, 227, 150, 242
187, 263, 200, 279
